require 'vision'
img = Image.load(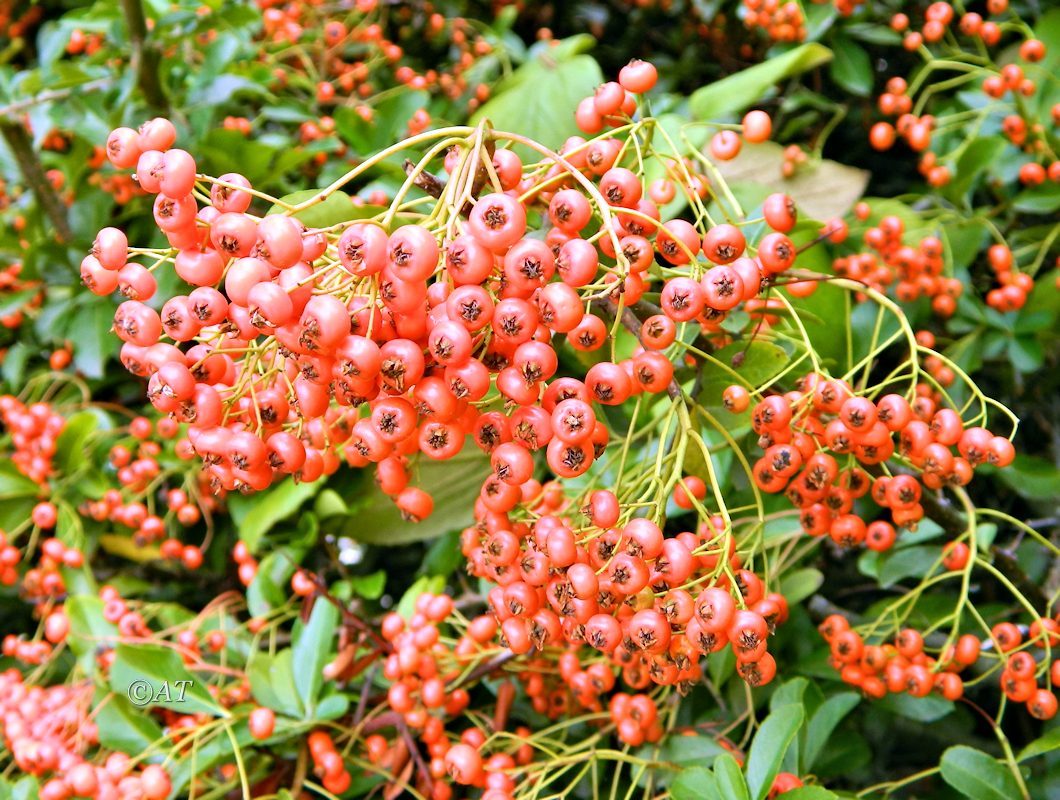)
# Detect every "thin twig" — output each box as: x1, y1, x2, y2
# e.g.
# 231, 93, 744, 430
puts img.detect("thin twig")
0, 79, 110, 120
